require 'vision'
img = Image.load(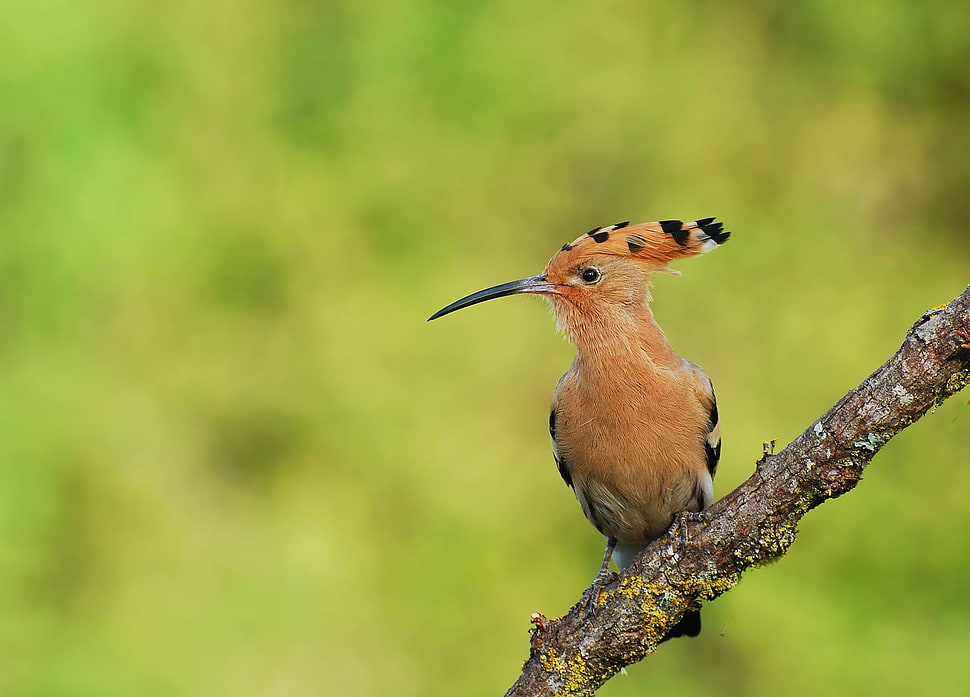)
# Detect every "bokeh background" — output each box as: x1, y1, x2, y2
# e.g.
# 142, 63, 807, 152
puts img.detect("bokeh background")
2, 1, 969, 695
